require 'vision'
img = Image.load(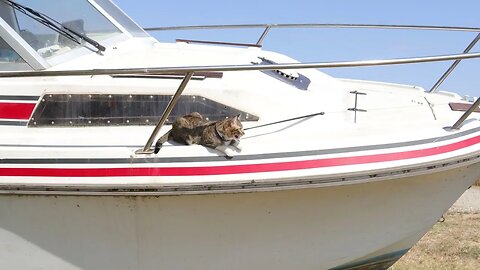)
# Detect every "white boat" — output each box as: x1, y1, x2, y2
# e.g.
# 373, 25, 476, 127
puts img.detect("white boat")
1, 0, 480, 269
